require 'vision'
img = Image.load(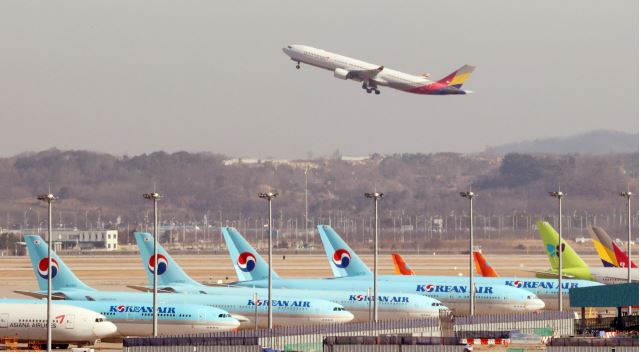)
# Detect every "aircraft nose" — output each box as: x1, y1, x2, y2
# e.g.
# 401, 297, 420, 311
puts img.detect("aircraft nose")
526, 298, 546, 312
336, 310, 355, 323
282, 45, 294, 55
93, 321, 118, 338
221, 318, 241, 331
